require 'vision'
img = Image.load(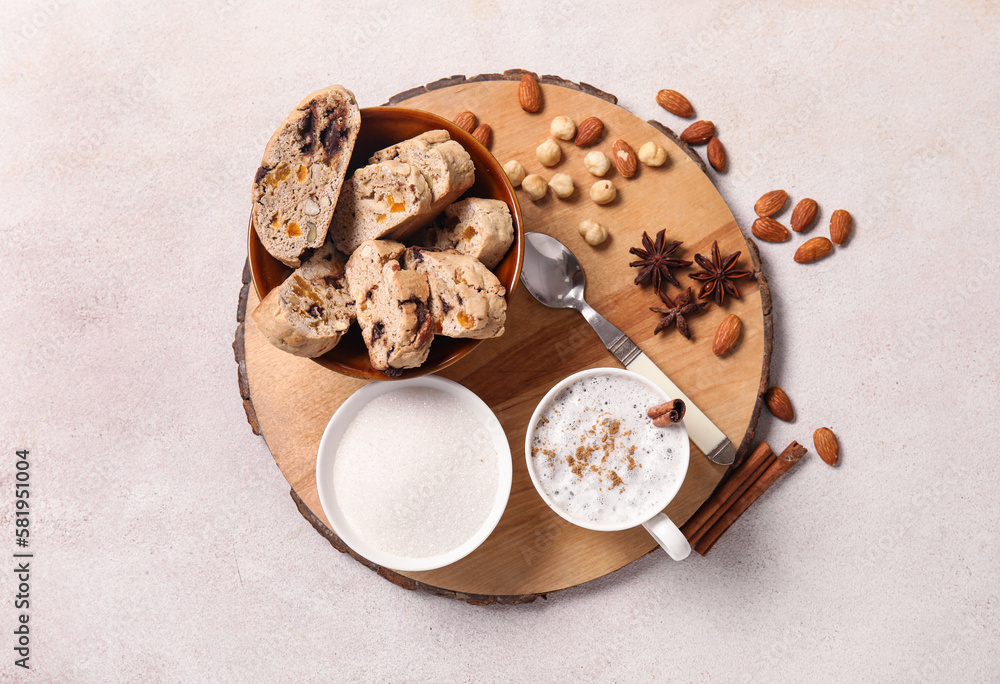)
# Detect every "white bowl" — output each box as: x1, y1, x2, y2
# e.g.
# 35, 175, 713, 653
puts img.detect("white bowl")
315, 375, 512, 572
524, 367, 690, 533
